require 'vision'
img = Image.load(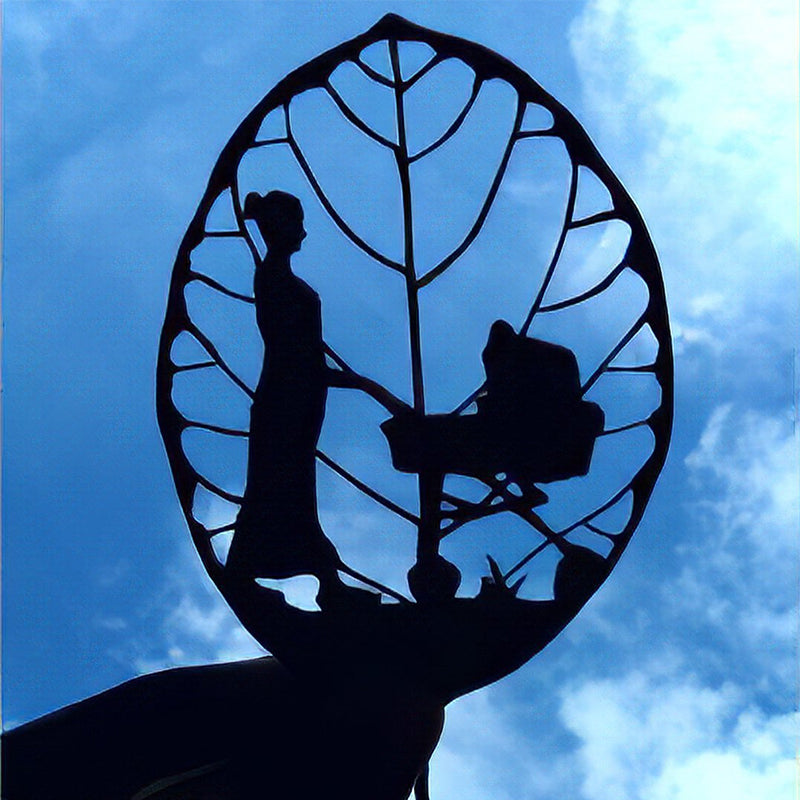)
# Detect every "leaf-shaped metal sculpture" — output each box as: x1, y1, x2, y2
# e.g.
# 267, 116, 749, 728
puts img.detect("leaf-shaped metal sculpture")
156, 15, 672, 701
